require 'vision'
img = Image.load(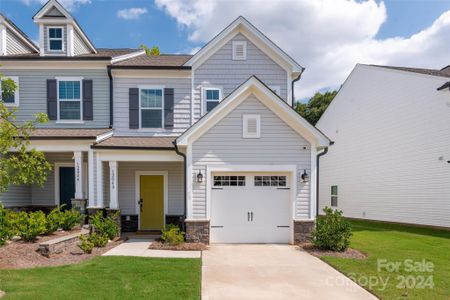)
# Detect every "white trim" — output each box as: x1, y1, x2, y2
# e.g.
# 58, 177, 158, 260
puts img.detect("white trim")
97, 150, 183, 162
1, 76, 20, 107
191, 71, 195, 125
138, 85, 165, 129
96, 130, 114, 143
232, 40, 247, 60
205, 164, 297, 244
54, 161, 88, 206
109, 161, 119, 209
201, 86, 223, 115
66, 24, 74, 56
0, 16, 39, 53
26, 140, 92, 152
88, 149, 95, 207
34, 0, 72, 20
242, 114, 261, 138
56, 76, 83, 122
0, 60, 109, 70
74, 151, 83, 199
0, 24, 6, 55
135, 171, 168, 230
309, 146, 317, 220
186, 145, 193, 219
96, 152, 104, 207
176, 77, 330, 147
47, 26, 65, 52
111, 50, 146, 64
39, 24, 44, 56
